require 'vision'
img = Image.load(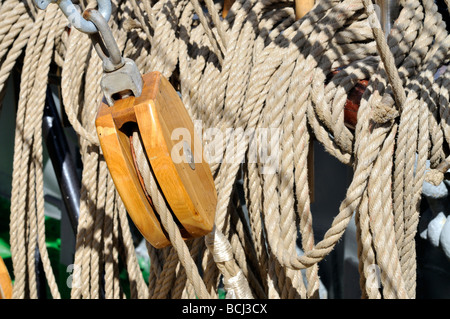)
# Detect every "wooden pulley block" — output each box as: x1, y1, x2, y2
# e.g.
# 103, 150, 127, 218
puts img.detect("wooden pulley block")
96, 72, 217, 249
0, 257, 12, 299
